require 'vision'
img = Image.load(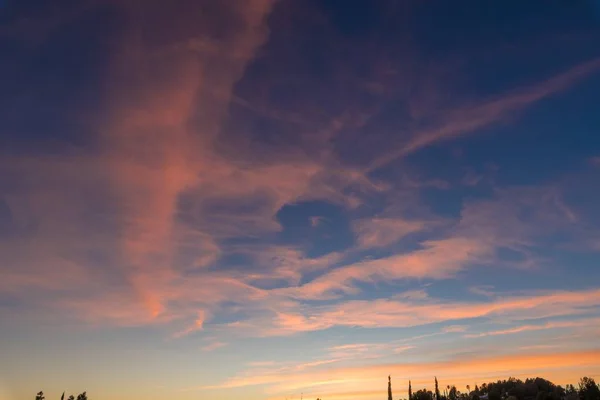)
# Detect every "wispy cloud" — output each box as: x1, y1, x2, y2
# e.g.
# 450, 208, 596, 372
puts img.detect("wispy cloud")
193, 349, 600, 395
201, 341, 228, 352
201, 284, 600, 340
173, 311, 207, 338
310, 216, 325, 227
353, 218, 427, 249
443, 325, 469, 333
327, 342, 414, 360
464, 318, 600, 339
281, 236, 491, 301
368, 57, 600, 171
